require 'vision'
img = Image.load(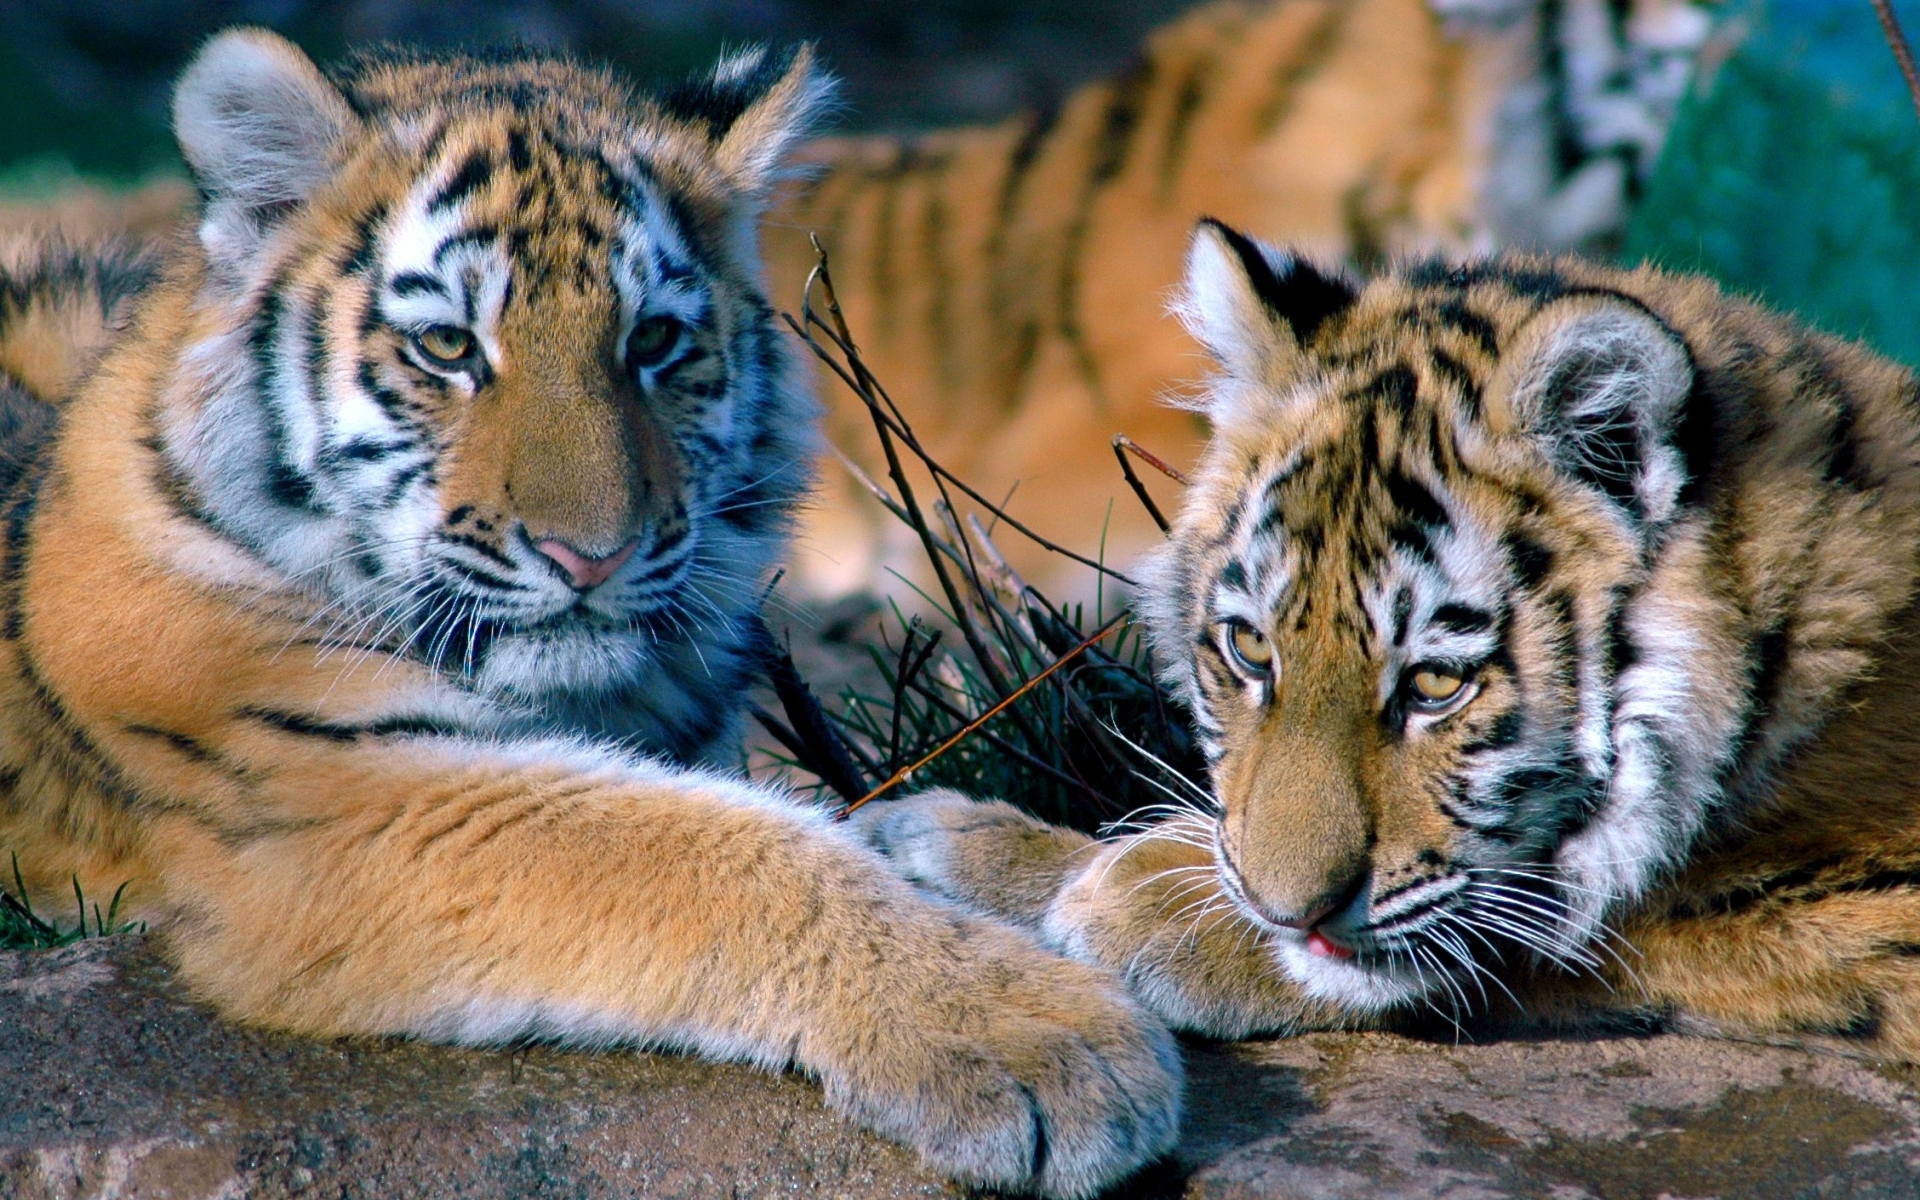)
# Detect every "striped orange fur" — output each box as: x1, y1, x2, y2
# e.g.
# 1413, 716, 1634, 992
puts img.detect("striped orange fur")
0, 31, 1180, 1196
